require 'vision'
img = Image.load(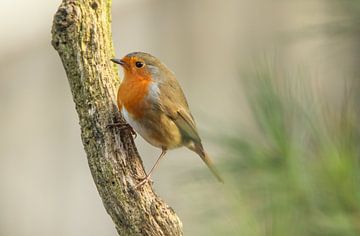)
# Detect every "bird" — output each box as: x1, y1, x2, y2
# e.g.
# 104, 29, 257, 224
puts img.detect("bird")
111, 52, 223, 188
